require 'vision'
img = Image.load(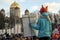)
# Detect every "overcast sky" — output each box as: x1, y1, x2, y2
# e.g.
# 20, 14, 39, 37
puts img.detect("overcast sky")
0, 0, 60, 16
